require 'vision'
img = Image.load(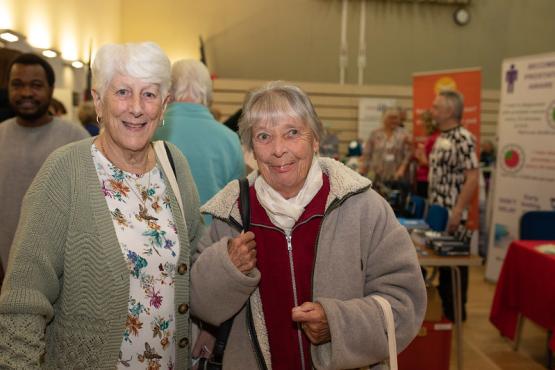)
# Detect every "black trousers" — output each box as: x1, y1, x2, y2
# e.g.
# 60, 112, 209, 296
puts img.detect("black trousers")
438, 266, 468, 322
415, 181, 429, 199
